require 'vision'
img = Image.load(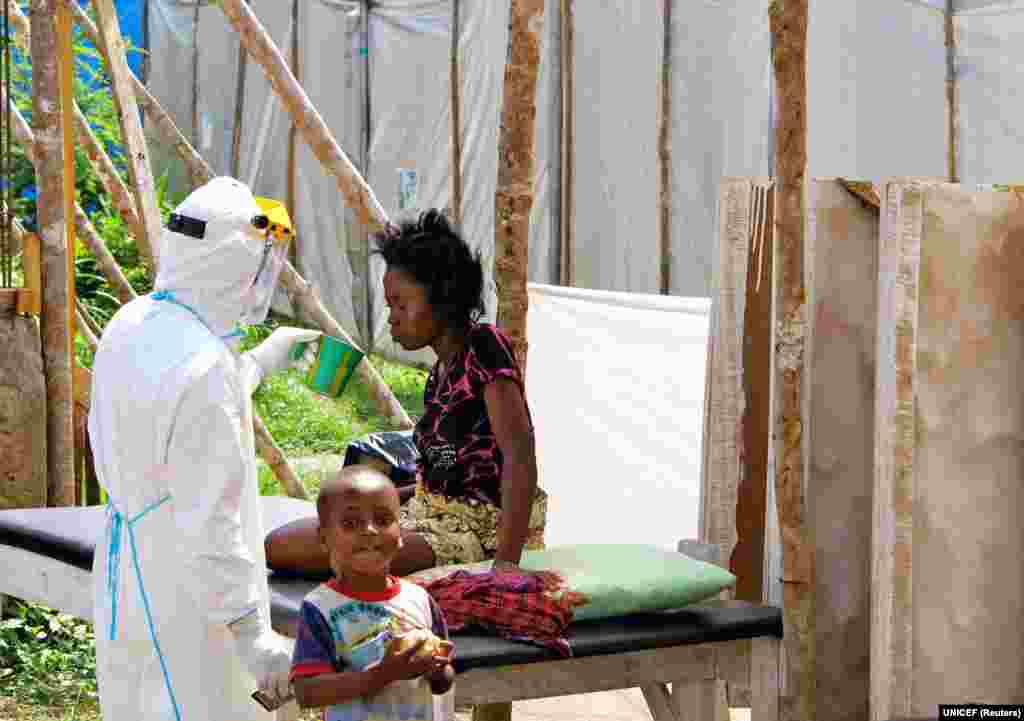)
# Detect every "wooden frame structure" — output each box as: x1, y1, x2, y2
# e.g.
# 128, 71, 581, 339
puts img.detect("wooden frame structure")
1, 508, 784, 721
